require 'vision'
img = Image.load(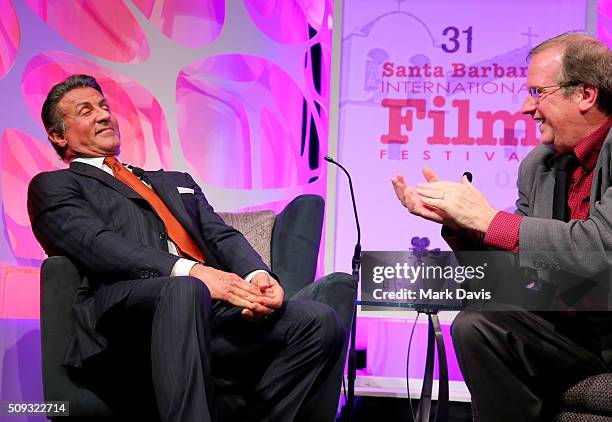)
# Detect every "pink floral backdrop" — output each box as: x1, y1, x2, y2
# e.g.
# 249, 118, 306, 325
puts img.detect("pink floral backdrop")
600, 0, 612, 47
0, 0, 332, 320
